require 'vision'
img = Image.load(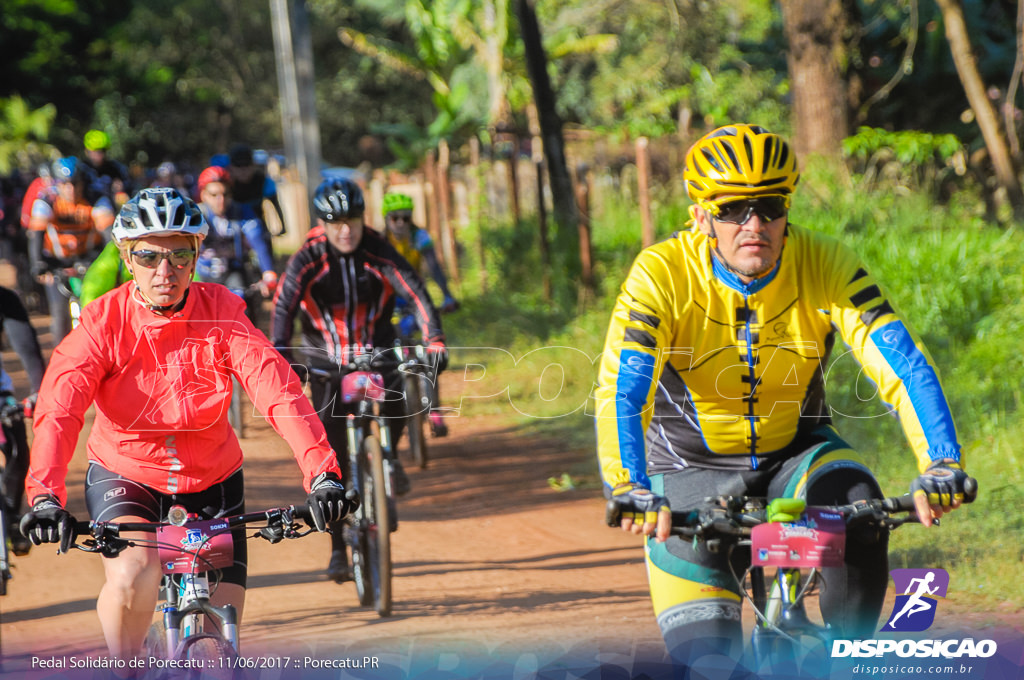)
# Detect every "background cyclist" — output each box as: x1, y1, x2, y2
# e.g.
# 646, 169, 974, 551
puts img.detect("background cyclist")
20, 187, 352, 666
226, 143, 287, 246
595, 124, 972, 674
194, 165, 278, 321
0, 285, 46, 556
27, 156, 114, 344
382, 191, 458, 436
81, 129, 132, 209
271, 177, 447, 583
